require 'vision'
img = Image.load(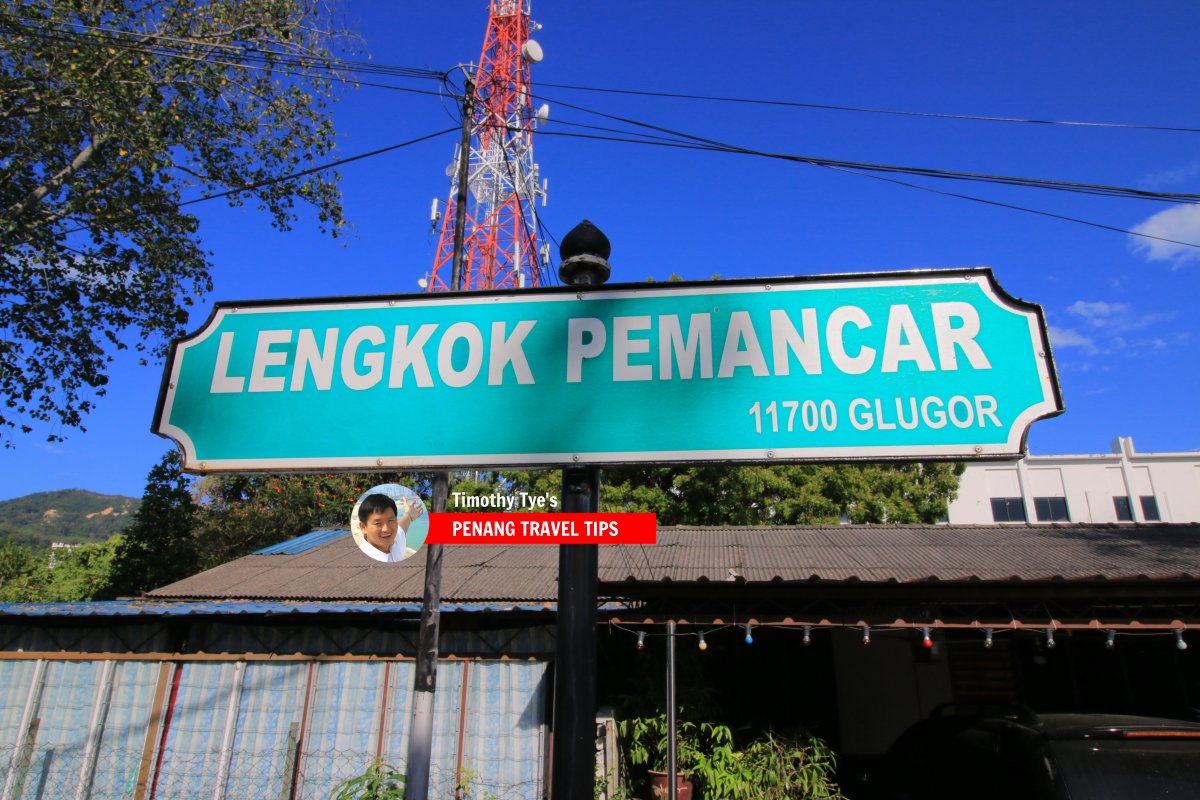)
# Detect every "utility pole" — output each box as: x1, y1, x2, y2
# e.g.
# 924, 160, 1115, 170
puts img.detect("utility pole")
403, 71, 473, 799
409, 3, 547, 795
